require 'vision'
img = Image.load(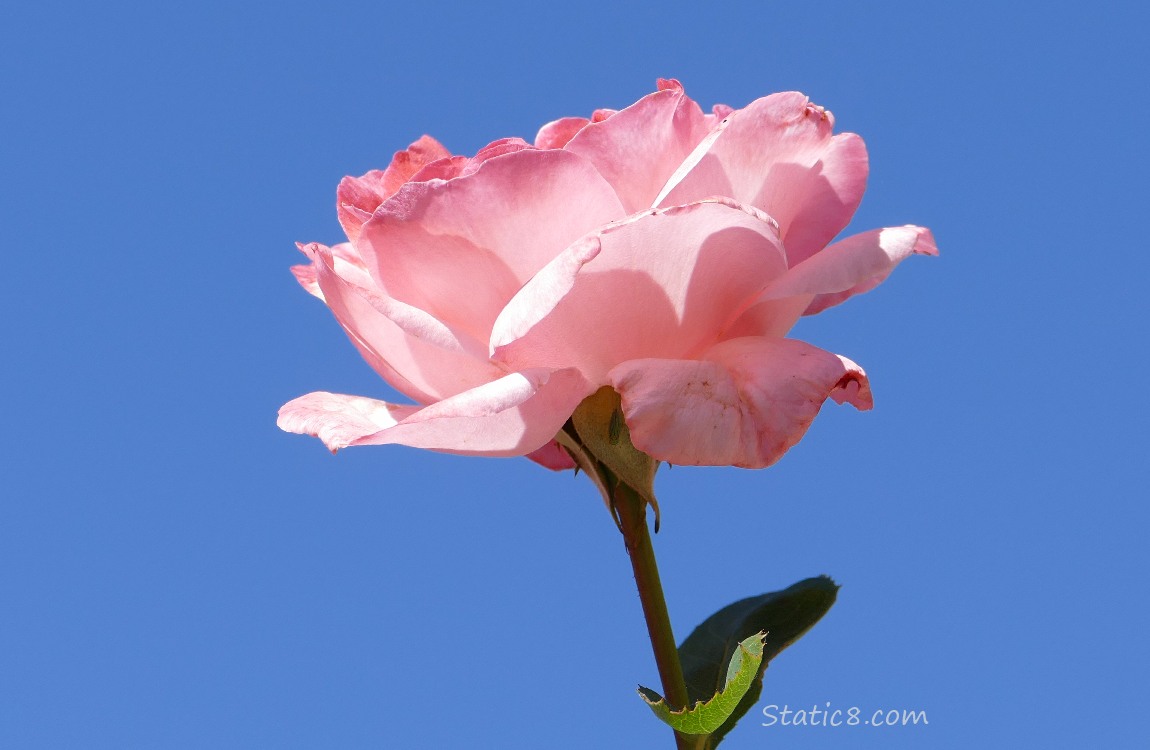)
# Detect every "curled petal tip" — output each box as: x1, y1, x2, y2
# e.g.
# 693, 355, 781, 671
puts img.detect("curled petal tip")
829, 360, 874, 411
908, 226, 940, 257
